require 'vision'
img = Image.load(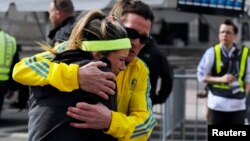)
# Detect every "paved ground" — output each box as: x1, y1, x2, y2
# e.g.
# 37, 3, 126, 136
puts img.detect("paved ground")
0, 109, 28, 141
185, 79, 207, 120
